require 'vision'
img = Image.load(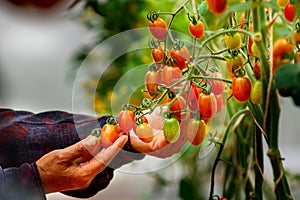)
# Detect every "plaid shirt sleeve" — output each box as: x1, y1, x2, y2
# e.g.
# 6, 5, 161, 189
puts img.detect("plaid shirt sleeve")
0, 108, 145, 199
